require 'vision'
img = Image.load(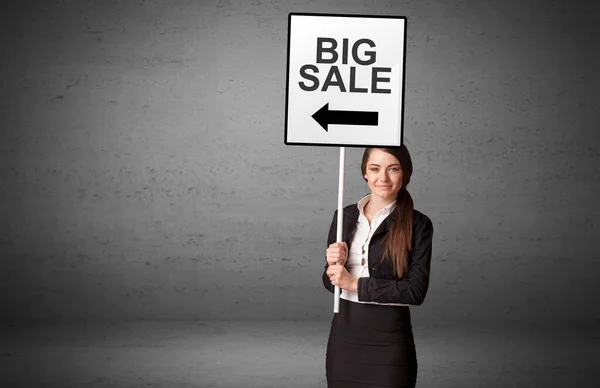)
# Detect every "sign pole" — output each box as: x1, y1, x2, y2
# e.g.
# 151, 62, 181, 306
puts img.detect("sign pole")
334, 146, 345, 313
